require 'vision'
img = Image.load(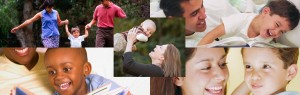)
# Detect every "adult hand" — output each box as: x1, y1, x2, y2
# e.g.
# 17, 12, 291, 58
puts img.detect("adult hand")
64, 19, 69, 25
127, 27, 138, 44
85, 24, 91, 30
125, 27, 138, 53
11, 27, 19, 33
